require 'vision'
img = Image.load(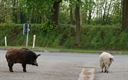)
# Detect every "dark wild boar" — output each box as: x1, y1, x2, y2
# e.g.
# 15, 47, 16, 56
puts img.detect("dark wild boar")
5, 48, 41, 72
